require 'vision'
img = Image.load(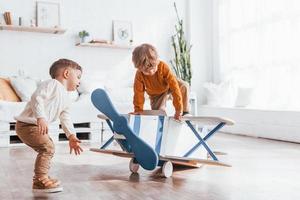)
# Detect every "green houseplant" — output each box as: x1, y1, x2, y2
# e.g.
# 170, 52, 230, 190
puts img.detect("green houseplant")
170, 2, 192, 85
78, 30, 90, 43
